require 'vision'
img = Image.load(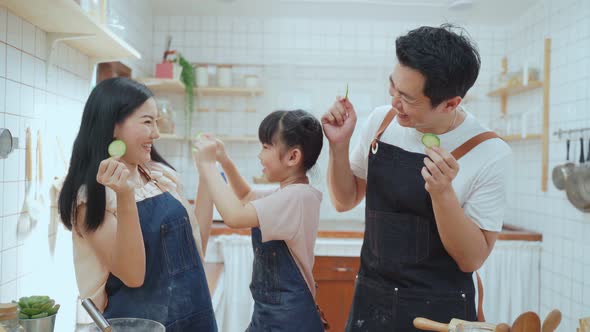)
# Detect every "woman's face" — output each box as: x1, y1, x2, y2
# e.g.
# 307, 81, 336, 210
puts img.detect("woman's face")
113, 97, 160, 165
